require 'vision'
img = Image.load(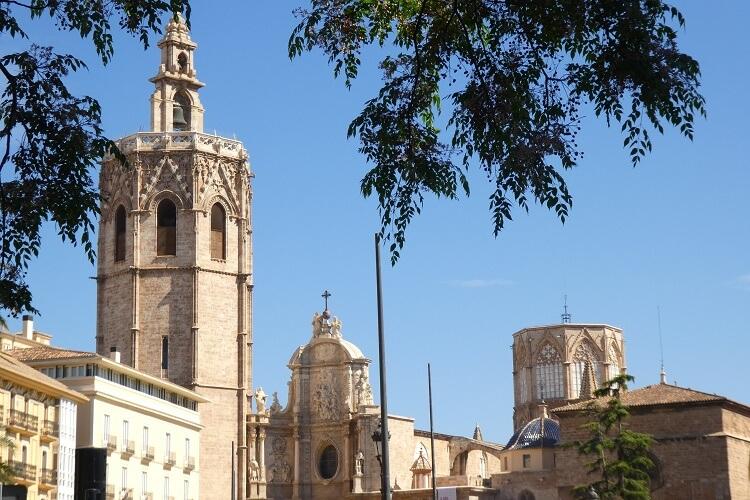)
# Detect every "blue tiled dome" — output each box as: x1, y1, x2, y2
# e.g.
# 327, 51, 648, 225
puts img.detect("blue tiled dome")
505, 417, 560, 450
